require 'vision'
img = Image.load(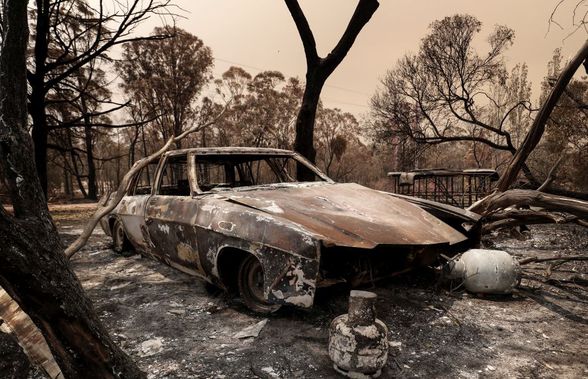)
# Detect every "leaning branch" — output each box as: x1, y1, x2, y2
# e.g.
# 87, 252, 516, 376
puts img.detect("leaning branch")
495, 40, 588, 192
537, 154, 564, 192
64, 104, 230, 259
469, 40, 588, 233
482, 208, 583, 233
472, 189, 588, 220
